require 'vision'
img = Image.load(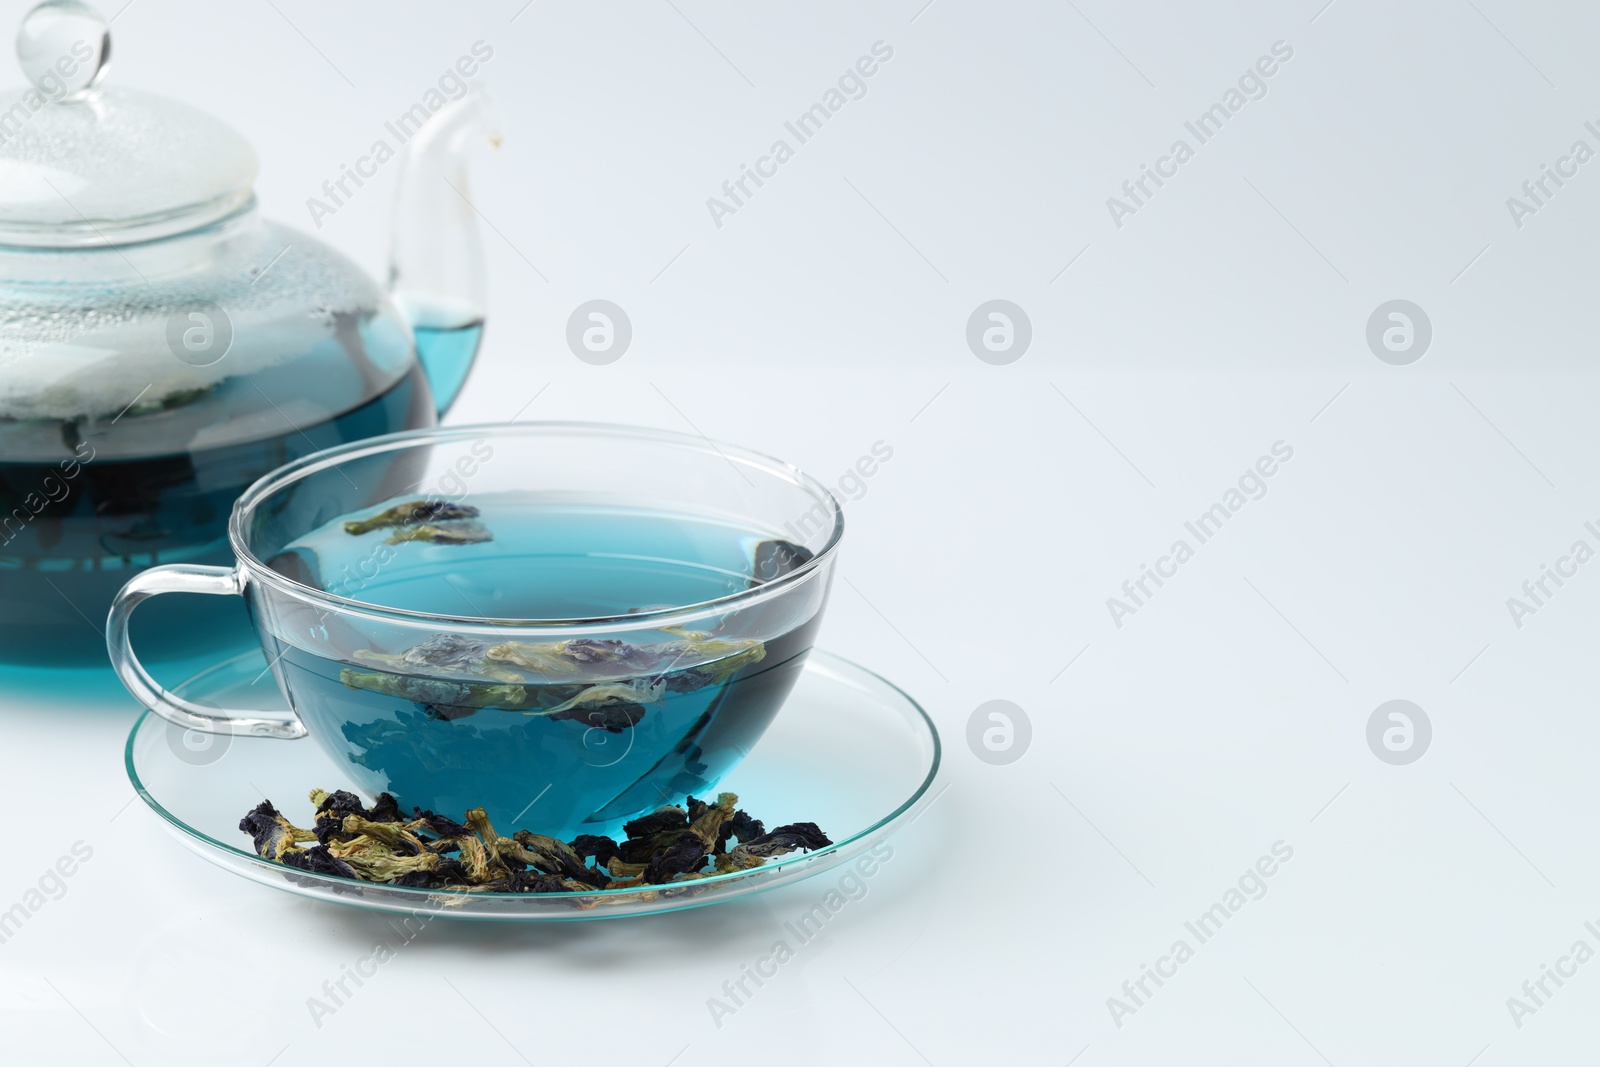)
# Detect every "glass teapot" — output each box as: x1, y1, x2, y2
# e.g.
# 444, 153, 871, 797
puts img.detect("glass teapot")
0, 1, 498, 668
